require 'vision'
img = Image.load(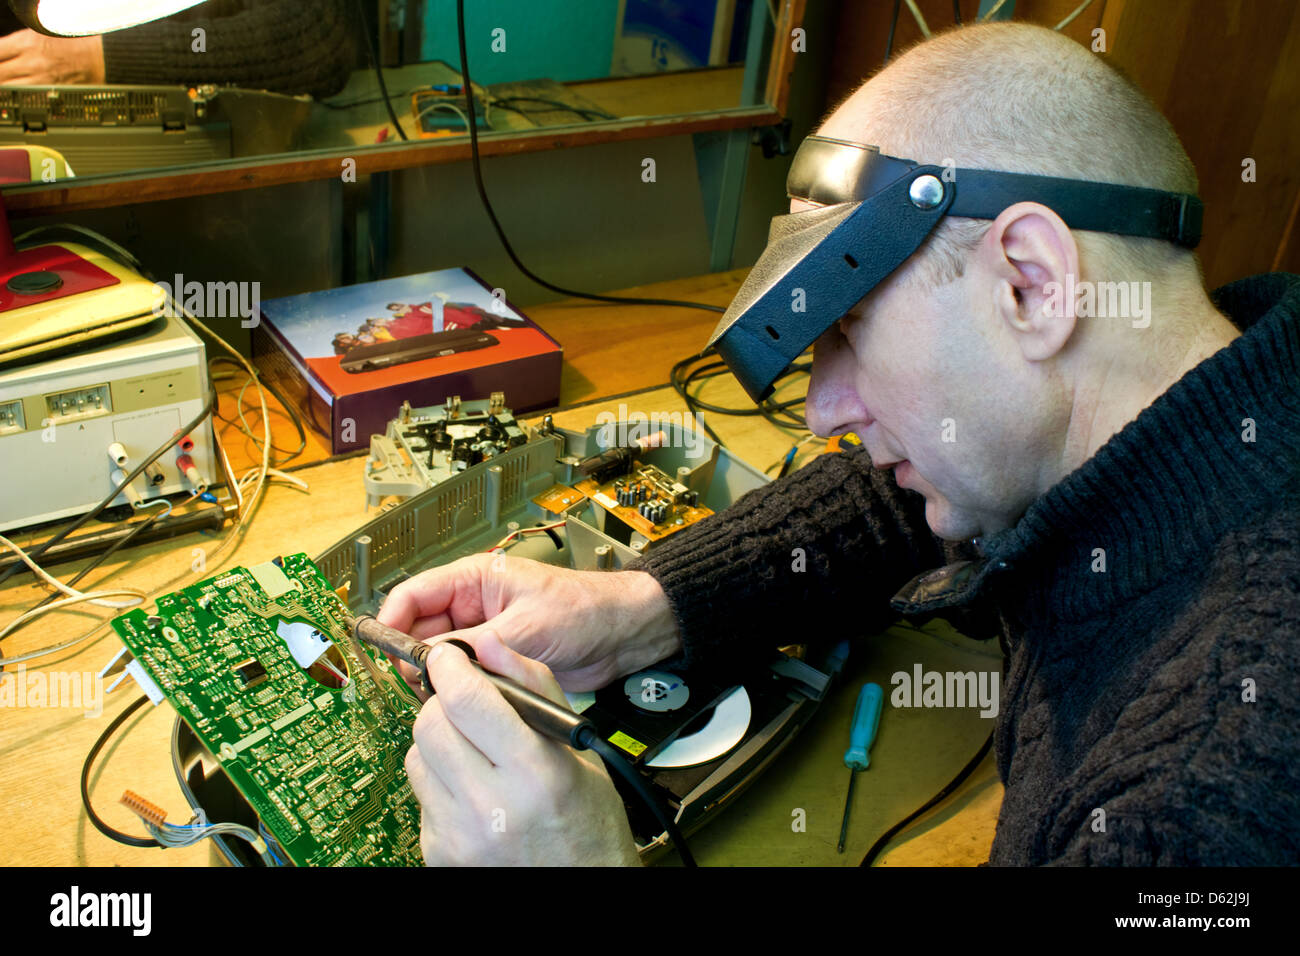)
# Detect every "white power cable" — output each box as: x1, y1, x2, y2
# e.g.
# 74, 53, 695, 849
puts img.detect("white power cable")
0, 534, 145, 611
904, 0, 932, 37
